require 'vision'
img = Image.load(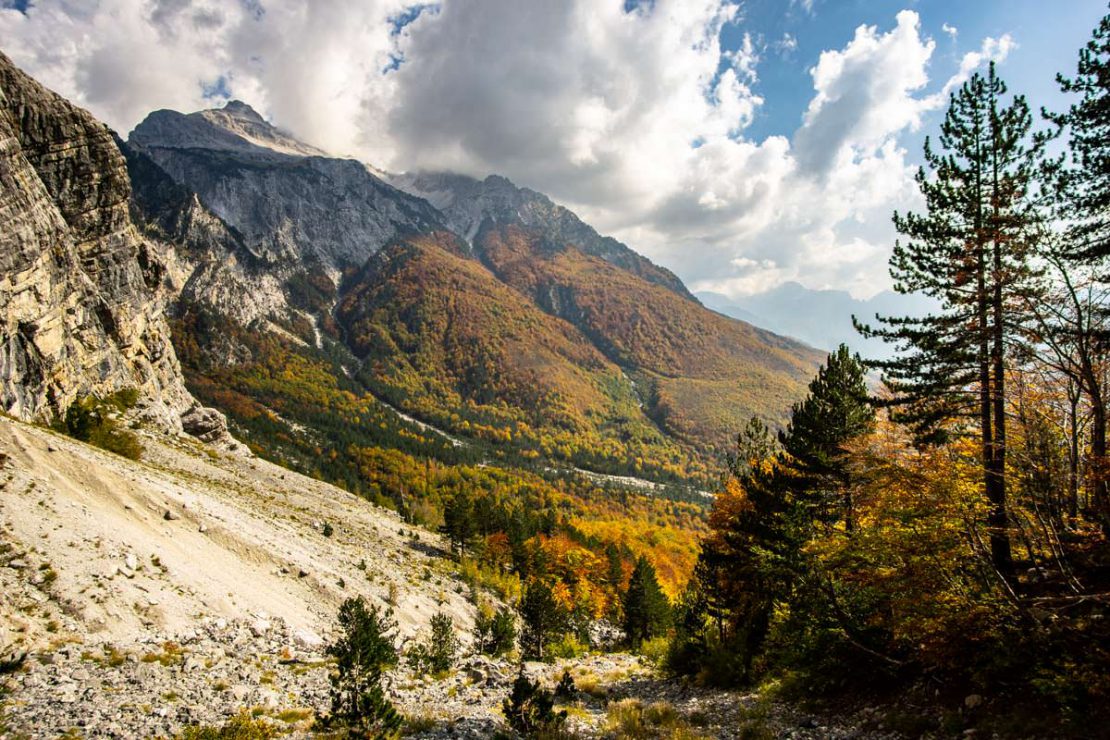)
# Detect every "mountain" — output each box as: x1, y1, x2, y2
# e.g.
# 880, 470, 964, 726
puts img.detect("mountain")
698, 283, 936, 360
124, 99, 824, 484
391, 170, 692, 297
130, 103, 444, 271
0, 51, 209, 432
